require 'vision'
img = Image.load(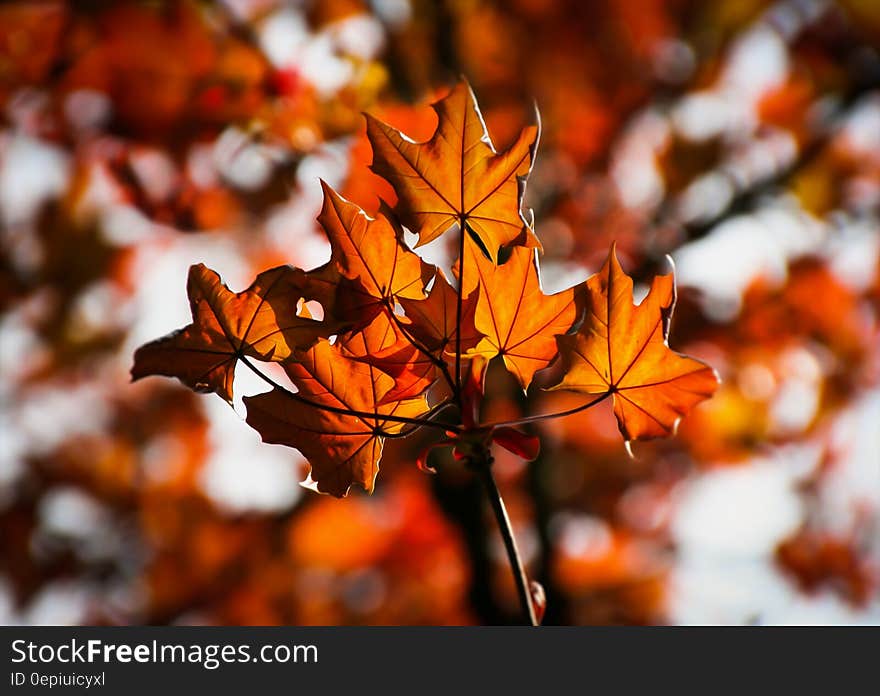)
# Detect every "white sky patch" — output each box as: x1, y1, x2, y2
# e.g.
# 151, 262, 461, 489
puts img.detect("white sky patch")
331, 14, 386, 60
38, 487, 124, 563
0, 134, 70, 228
63, 89, 112, 133
611, 109, 669, 209
670, 556, 795, 625
296, 140, 351, 192
39, 487, 109, 542
721, 24, 788, 109
259, 8, 310, 67
0, 409, 26, 501
265, 198, 331, 270
18, 582, 93, 626
724, 131, 798, 189
371, 0, 412, 28
769, 377, 820, 435
264, 140, 353, 268
841, 94, 880, 156
670, 553, 880, 625
552, 513, 613, 560
13, 383, 111, 458
675, 172, 735, 224
538, 259, 591, 295
128, 148, 177, 202
670, 21, 788, 145
665, 436, 880, 625
822, 391, 880, 534
260, 7, 368, 99
199, 388, 303, 514
827, 217, 880, 291
214, 127, 278, 191
669, 449, 815, 624
100, 204, 156, 246
672, 91, 736, 141
671, 455, 806, 559
298, 34, 354, 97
0, 307, 50, 497
673, 201, 827, 309
0, 577, 14, 623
